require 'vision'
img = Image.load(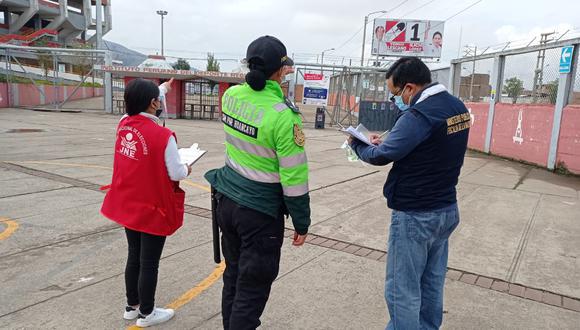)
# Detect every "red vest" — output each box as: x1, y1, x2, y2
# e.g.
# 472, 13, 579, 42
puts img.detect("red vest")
101, 115, 185, 236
